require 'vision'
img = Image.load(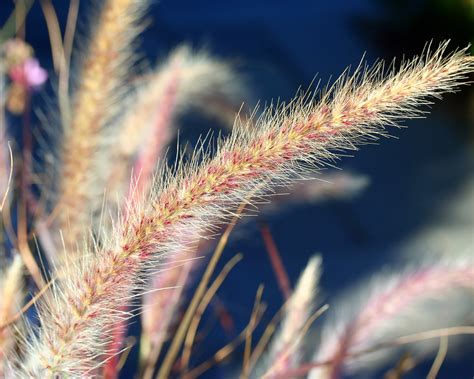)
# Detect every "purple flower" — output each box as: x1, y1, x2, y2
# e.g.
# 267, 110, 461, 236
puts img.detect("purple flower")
9, 58, 48, 90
